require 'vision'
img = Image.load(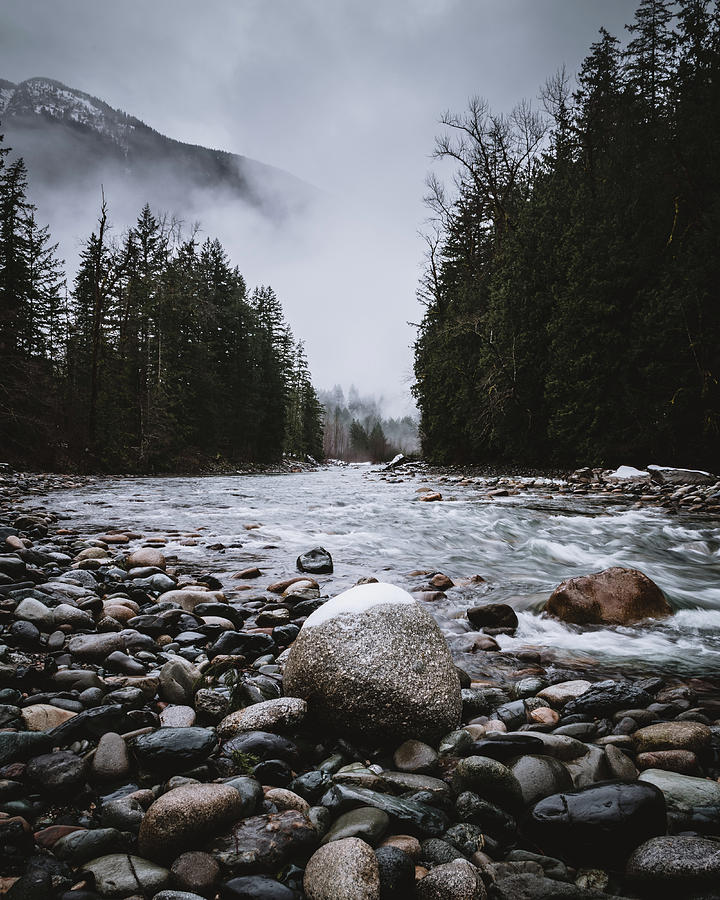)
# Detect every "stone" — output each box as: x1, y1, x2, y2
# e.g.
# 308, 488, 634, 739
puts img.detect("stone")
130, 727, 217, 772
218, 698, 307, 737
127, 548, 166, 569
171, 851, 219, 897
81, 854, 170, 897
221, 876, 300, 899
139, 783, 245, 862
26, 750, 86, 793
545, 567, 672, 626
160, 705, 197, 728
14, 597, 54, 630
416, 859, 486, 900
160, 657, 202, 705
91, 733, 130, 781
53, 603, 95, 629
563, 680, 653, 718
636, 749, 698, 774
604, 745, 638, 780
304, 837, 380, 900
526, 781, 667, 866
320, 784, 449, 836
378, 834, 421, 859
297, 547, 333, 575
374, 847, 414, 899
222, 731, 300, 766
639, 768, 720, 832
68, 630, 152, 660
564, 745, 610, 788
157, 589, 225, 612
207, 810, 317, 874
265, 788, 310, 814
392, 740, 438, 774
487, 874, 615, 899
194, 689, 229, 722
101, 796, 145, 832
632, 721, 711, 755
509, 755, 574, 806
0, 730, 53, 764
536, 680, 592, 707
470, 734, 545, 762
283, 583, 461, 743
452, 756, 524, 812
321, 807, 390, 846
53, 828, 126, 865
454, 793, 517, 844
20, 704, 76, 731
467, 604, 518, 631
626, 835, 720, 891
